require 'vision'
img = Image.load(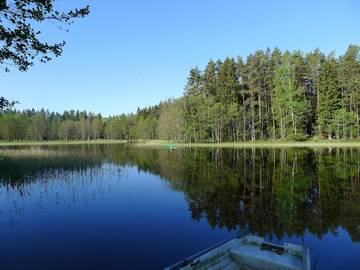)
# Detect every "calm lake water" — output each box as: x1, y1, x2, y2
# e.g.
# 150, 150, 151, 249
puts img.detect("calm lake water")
0, 144, 359, 270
